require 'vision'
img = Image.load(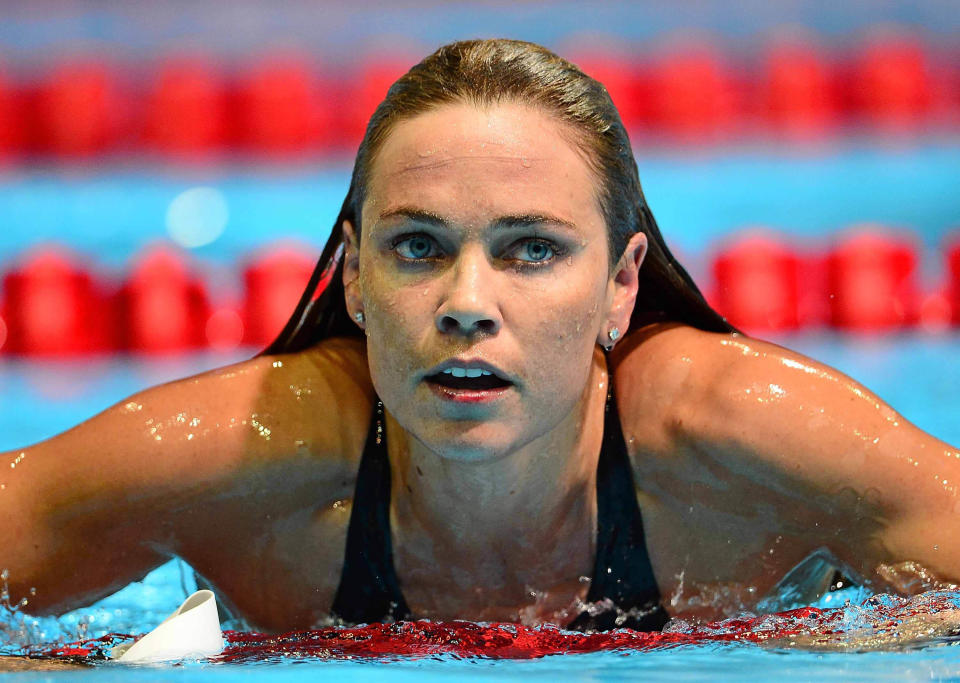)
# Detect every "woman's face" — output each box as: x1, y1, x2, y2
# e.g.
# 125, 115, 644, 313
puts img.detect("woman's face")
346, 102, 635, 460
